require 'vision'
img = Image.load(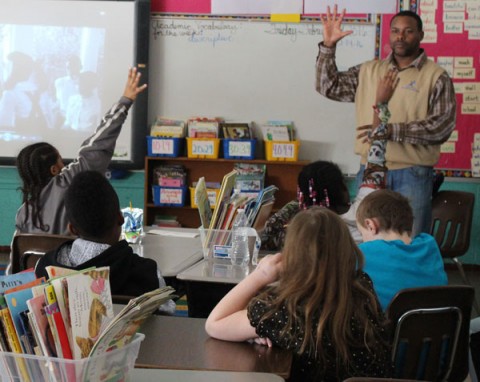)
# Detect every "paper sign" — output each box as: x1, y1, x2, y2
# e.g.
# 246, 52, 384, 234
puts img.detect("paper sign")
227, 141, 253, 157
151, 138, 175, 155
191, 140, 215, 155
462, 103, 480, 114
160, 188, 184, 205
443, 12, 466, 22
454, 68, 476, 79
272, 143, 296, 158
449, 130, 459, 142
444, 23, 463, 33
464, 83, 480, 92
454, 57, 473, 68
440, 141, 456, 153
212, 0, 302, 15
464, 93, 480, 103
